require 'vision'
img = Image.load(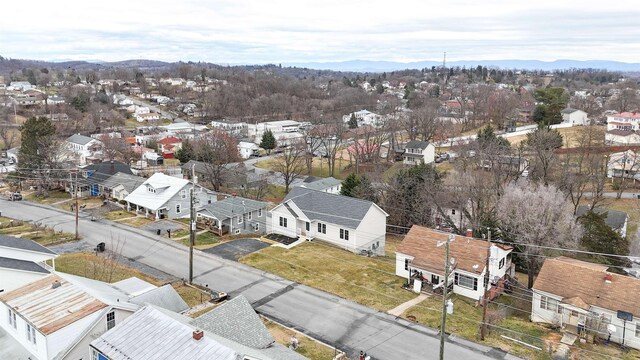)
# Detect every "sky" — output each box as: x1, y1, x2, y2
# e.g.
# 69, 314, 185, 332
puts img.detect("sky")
1, 0, 639, 64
